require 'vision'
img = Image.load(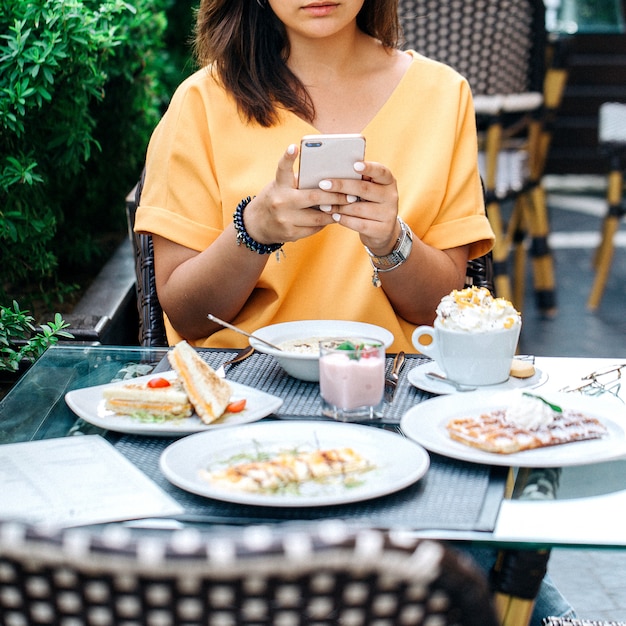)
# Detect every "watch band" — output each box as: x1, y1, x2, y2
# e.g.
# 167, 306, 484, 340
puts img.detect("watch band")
365, 217, 413, 287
